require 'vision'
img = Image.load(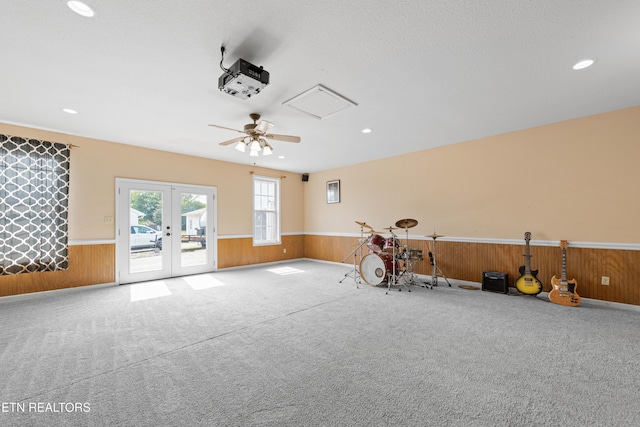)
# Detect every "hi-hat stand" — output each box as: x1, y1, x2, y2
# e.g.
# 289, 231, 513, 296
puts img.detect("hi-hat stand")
381, 226, 411, 294
396, 218, 419, 287
339, 221, 372, 287
425, 232, 451, 289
